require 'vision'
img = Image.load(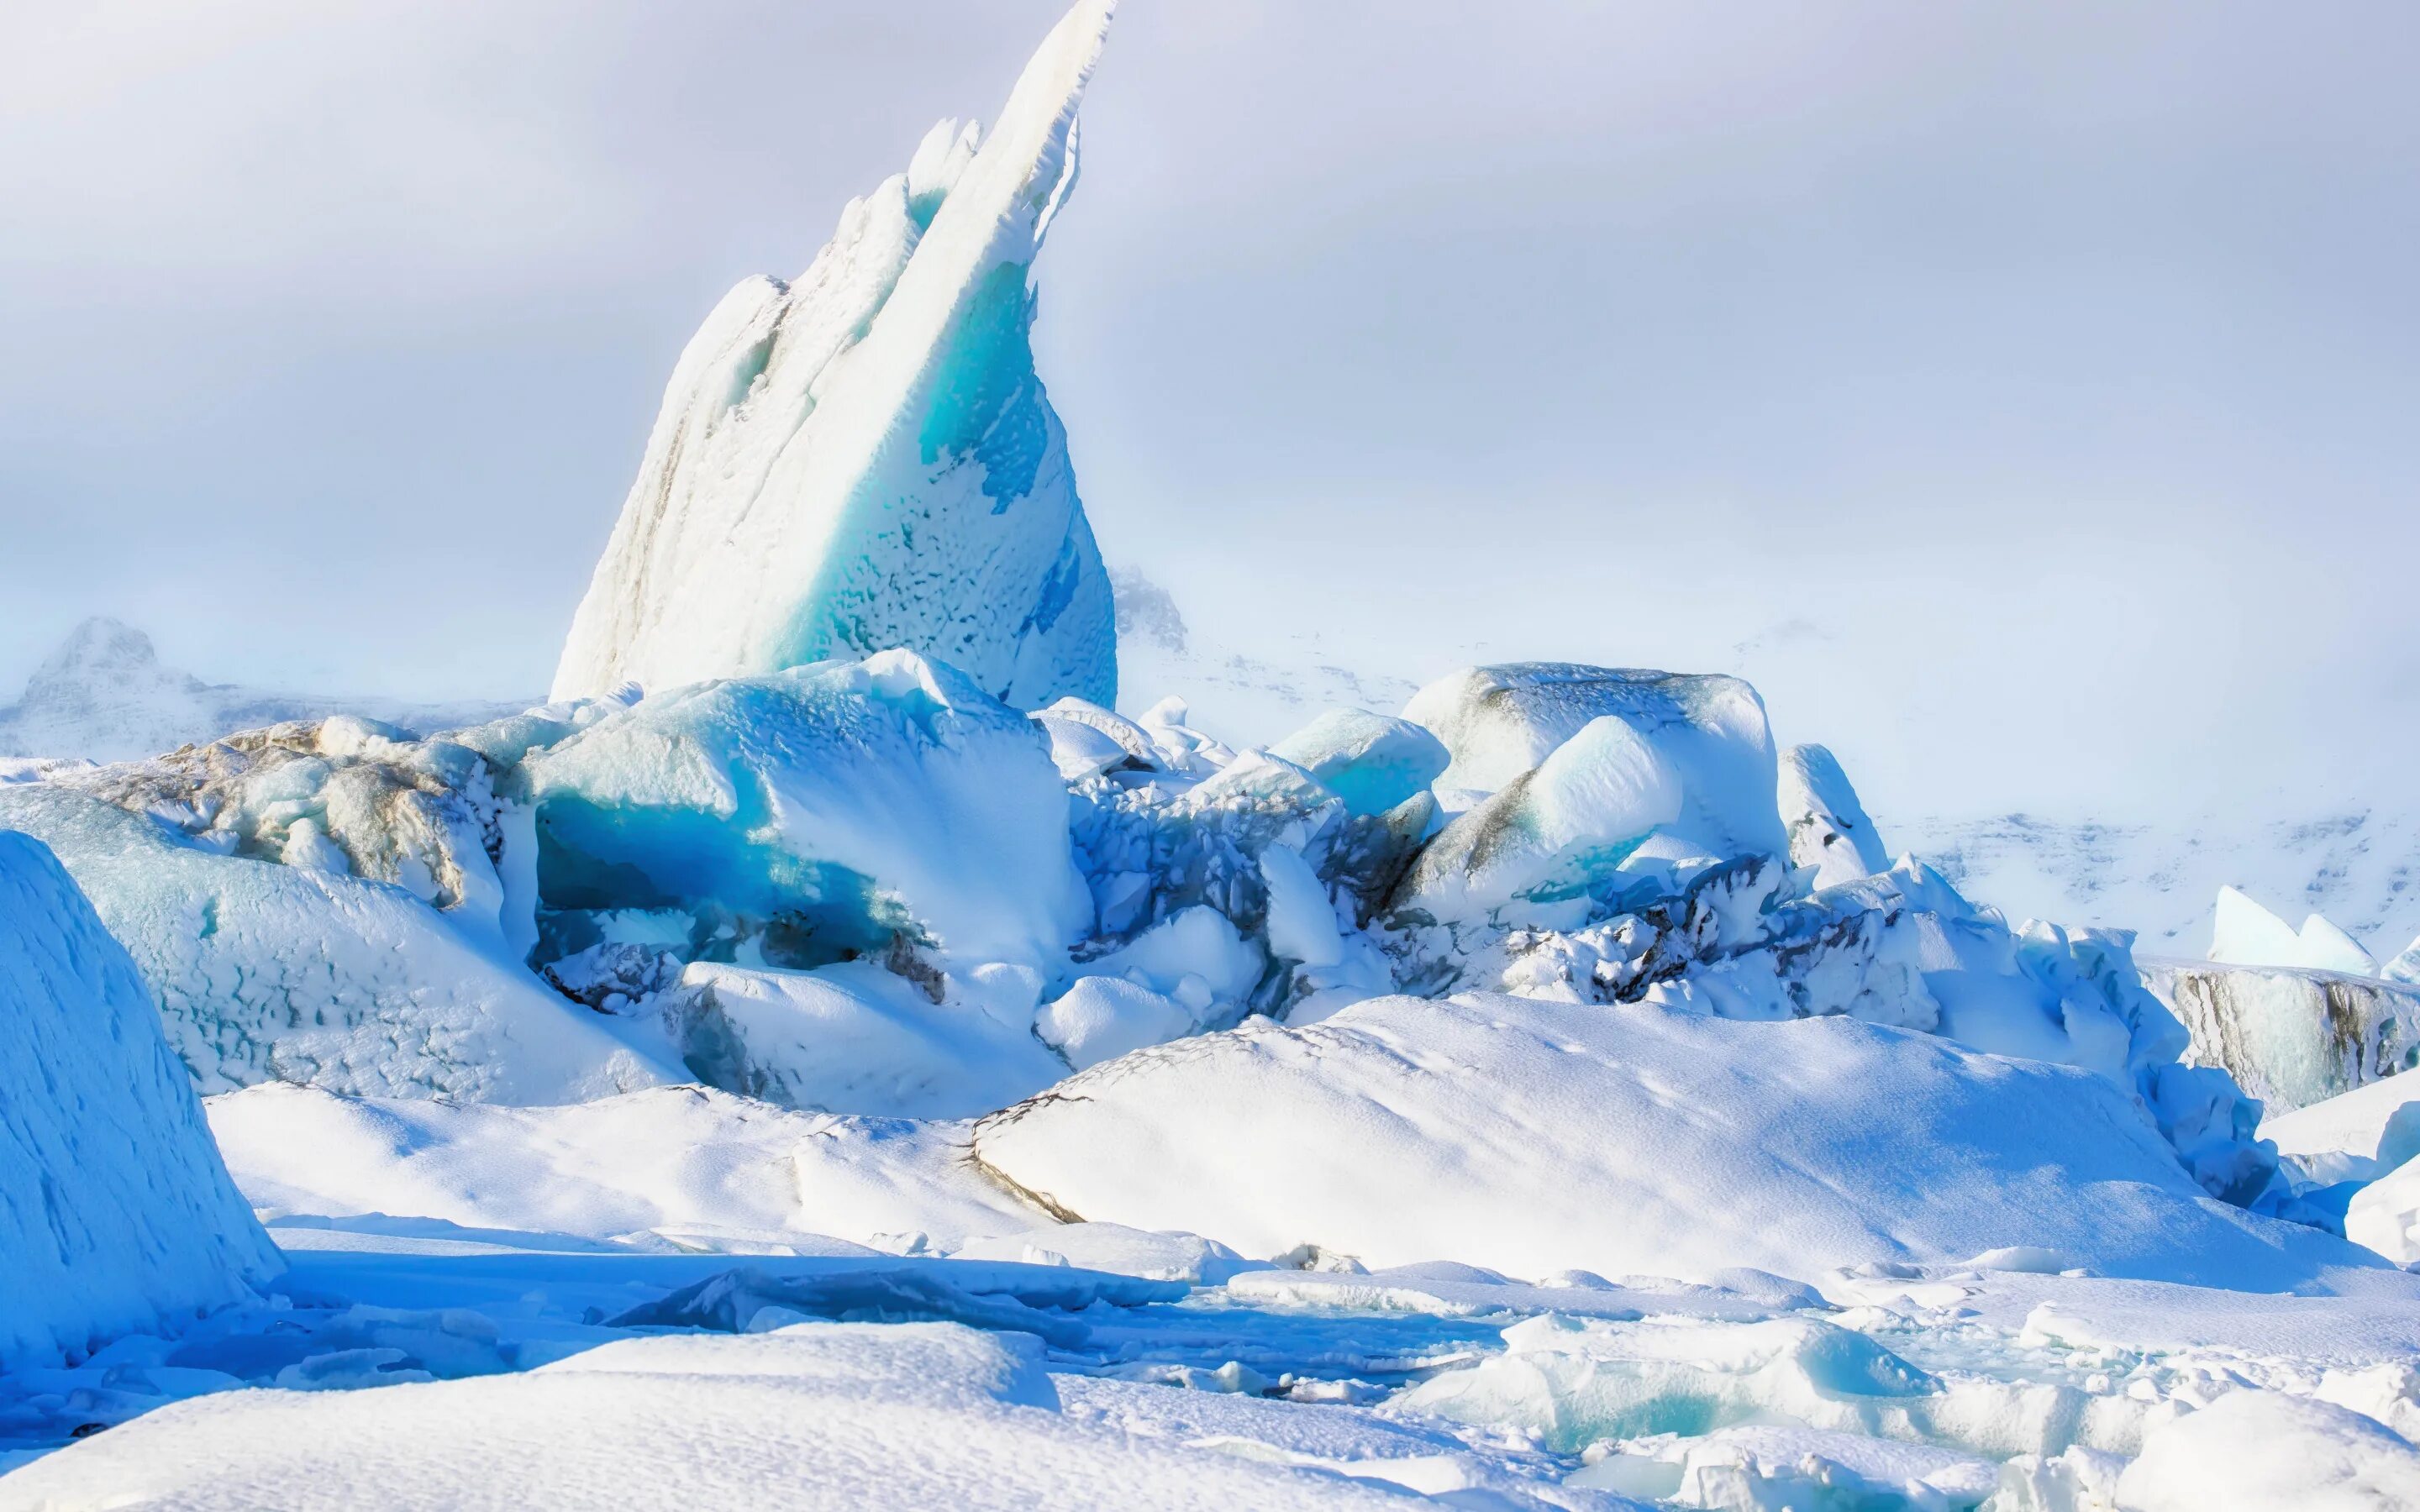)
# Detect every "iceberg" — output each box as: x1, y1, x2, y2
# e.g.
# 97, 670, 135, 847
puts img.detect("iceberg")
2144, 956, 2420, 1111
550, 0, 1118, 711
0, 831, 281, 1367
